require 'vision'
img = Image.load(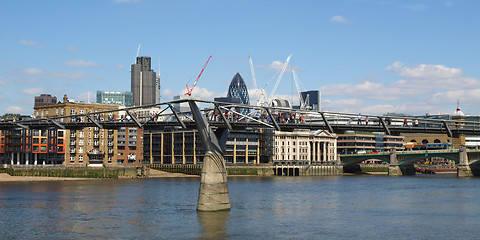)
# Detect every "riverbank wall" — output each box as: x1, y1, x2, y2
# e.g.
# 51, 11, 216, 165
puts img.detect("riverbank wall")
148, 164, 274, 176
3, 166, 138, 179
